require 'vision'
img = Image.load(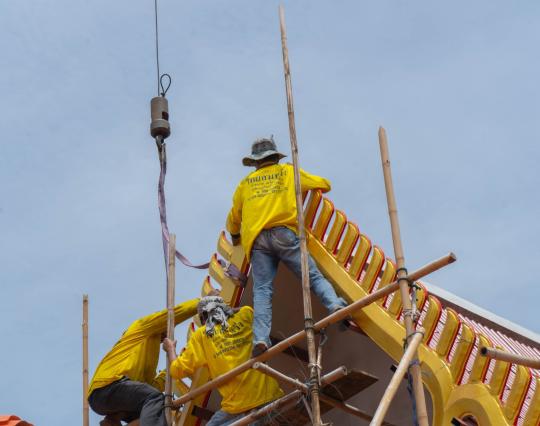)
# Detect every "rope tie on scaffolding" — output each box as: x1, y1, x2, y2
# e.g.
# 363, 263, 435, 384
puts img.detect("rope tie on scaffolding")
314, 328, 328, 385
402, 330, 424, 426
396, 266, 420, 324
406, 358, 422, 426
